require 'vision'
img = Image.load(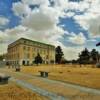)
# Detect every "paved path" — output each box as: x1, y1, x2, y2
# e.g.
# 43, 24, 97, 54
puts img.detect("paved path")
0, 68, 100, 100
11, 71, 100, 95
10, 77, 67, 100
